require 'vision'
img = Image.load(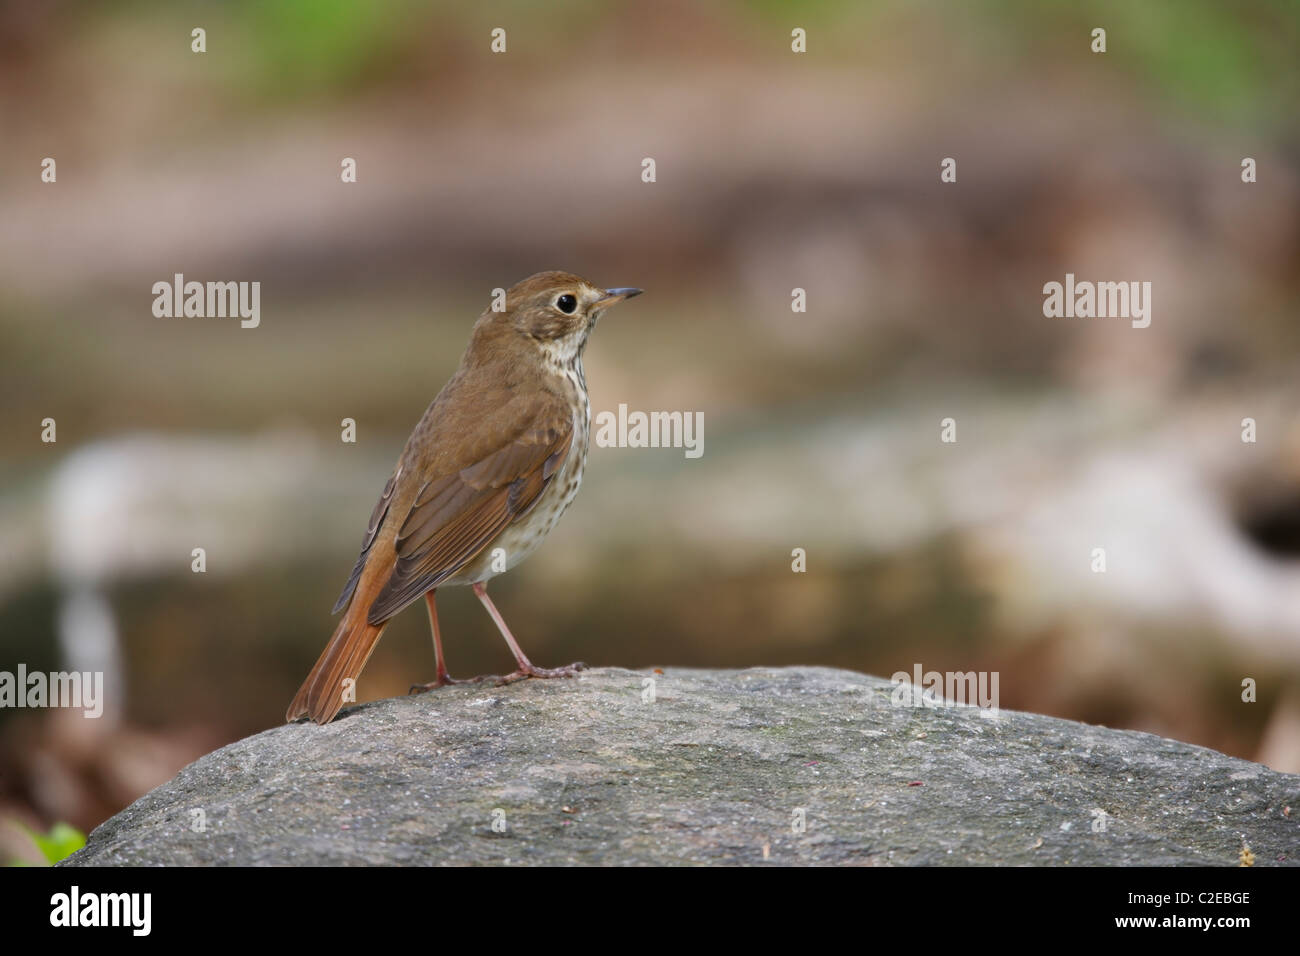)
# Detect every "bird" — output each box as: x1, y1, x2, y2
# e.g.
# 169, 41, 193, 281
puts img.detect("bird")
286, 271, 642, 724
